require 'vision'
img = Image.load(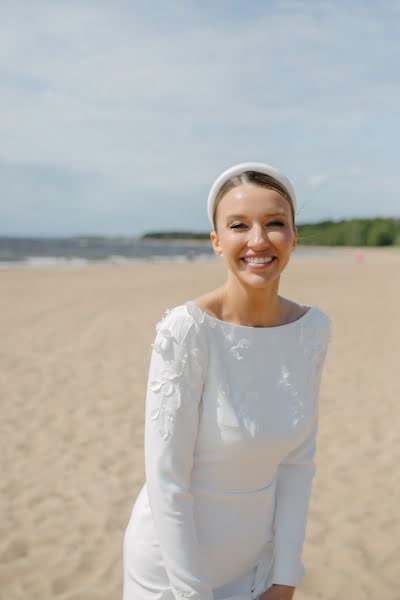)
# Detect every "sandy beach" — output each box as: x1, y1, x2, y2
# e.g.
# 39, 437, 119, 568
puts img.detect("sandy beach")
1, 246, 399, 600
